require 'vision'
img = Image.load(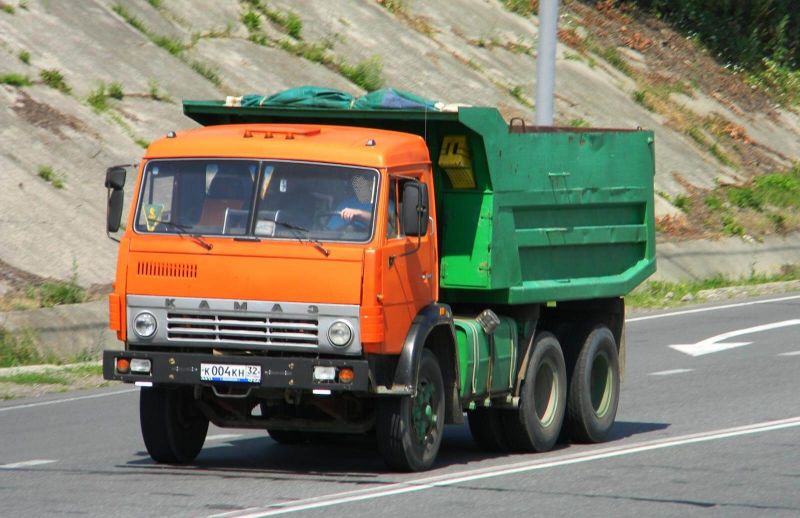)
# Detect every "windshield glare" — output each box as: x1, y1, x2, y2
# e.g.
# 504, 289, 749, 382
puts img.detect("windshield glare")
135, 159, 378, 242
